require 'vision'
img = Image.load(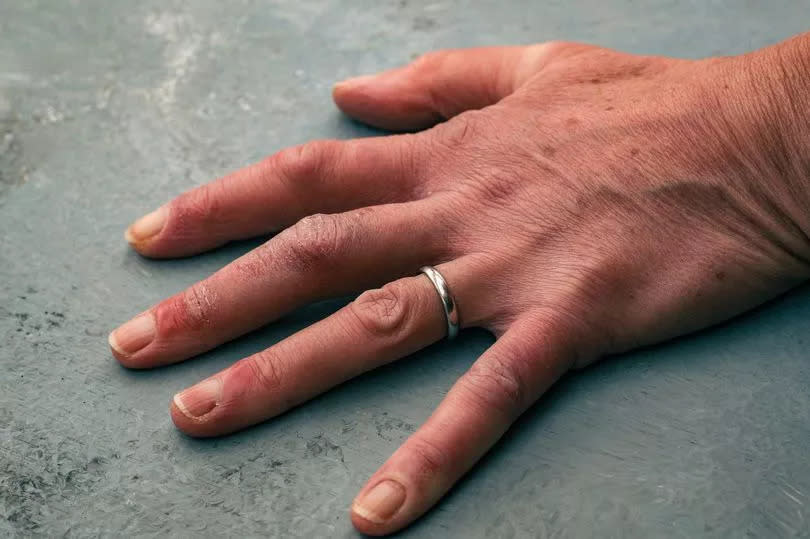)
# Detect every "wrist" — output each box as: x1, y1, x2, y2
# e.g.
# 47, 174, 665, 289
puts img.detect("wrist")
720, 34, 810, 238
